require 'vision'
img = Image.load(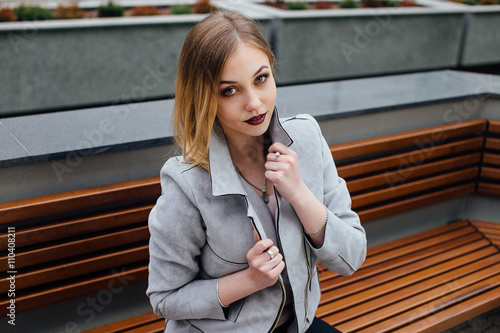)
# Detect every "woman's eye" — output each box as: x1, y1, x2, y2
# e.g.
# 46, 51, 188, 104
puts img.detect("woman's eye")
221, 87, 237, 97
255, 74, 269, 84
